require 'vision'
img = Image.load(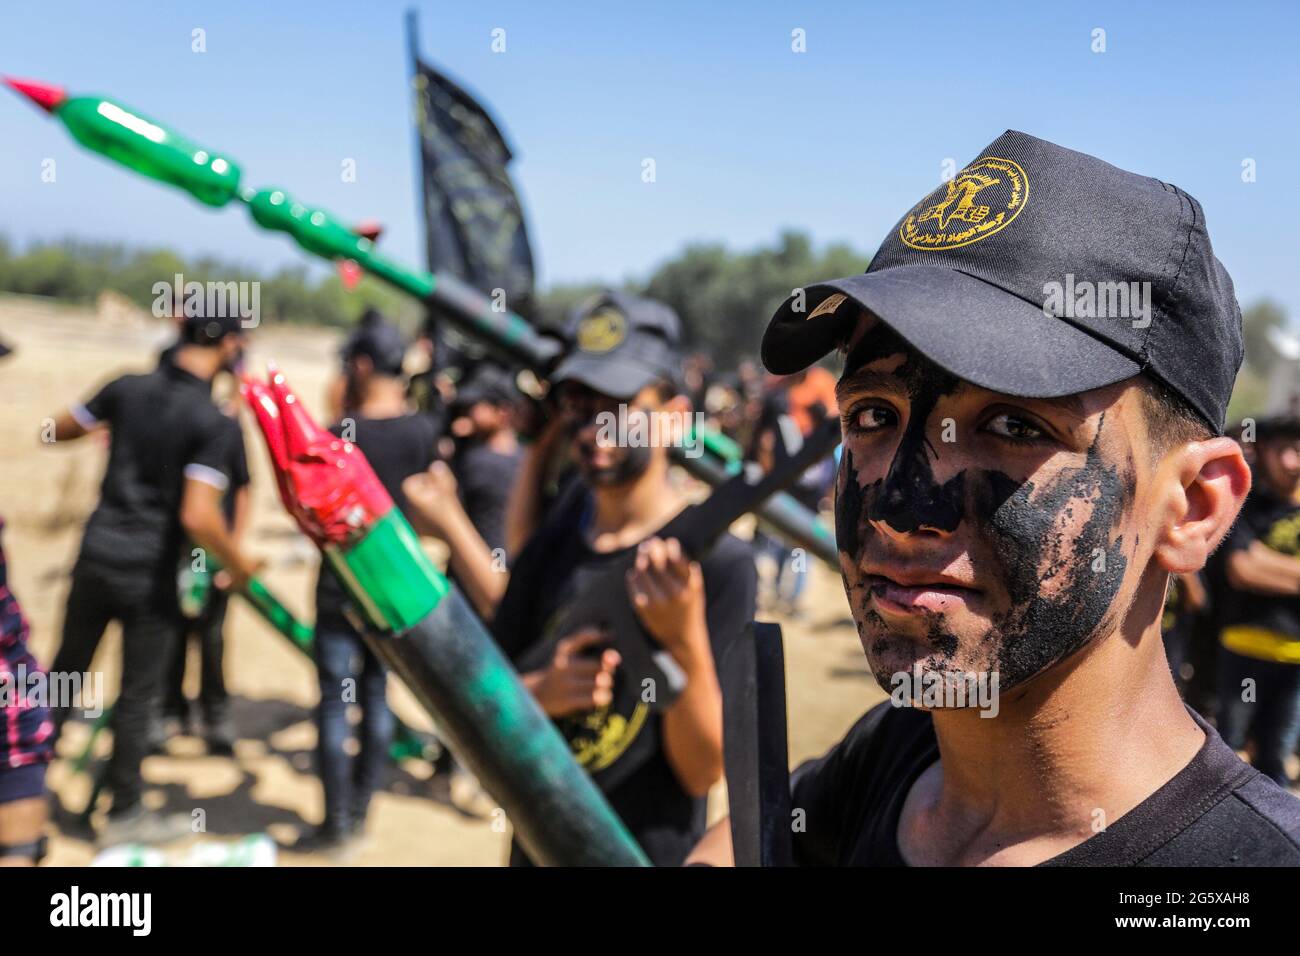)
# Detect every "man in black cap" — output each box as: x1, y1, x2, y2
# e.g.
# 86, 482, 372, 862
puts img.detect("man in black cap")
46, 304, 259, 845
688, 130, 1300, 866
303, 310, 439, 857
1218, 415, 1300, 787
405, 290, 757, 866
